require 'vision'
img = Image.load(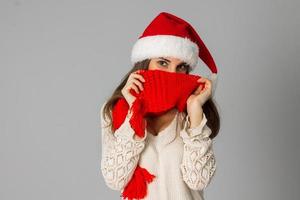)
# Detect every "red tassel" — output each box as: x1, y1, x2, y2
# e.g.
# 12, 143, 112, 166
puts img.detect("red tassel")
121, 165, 156, 200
